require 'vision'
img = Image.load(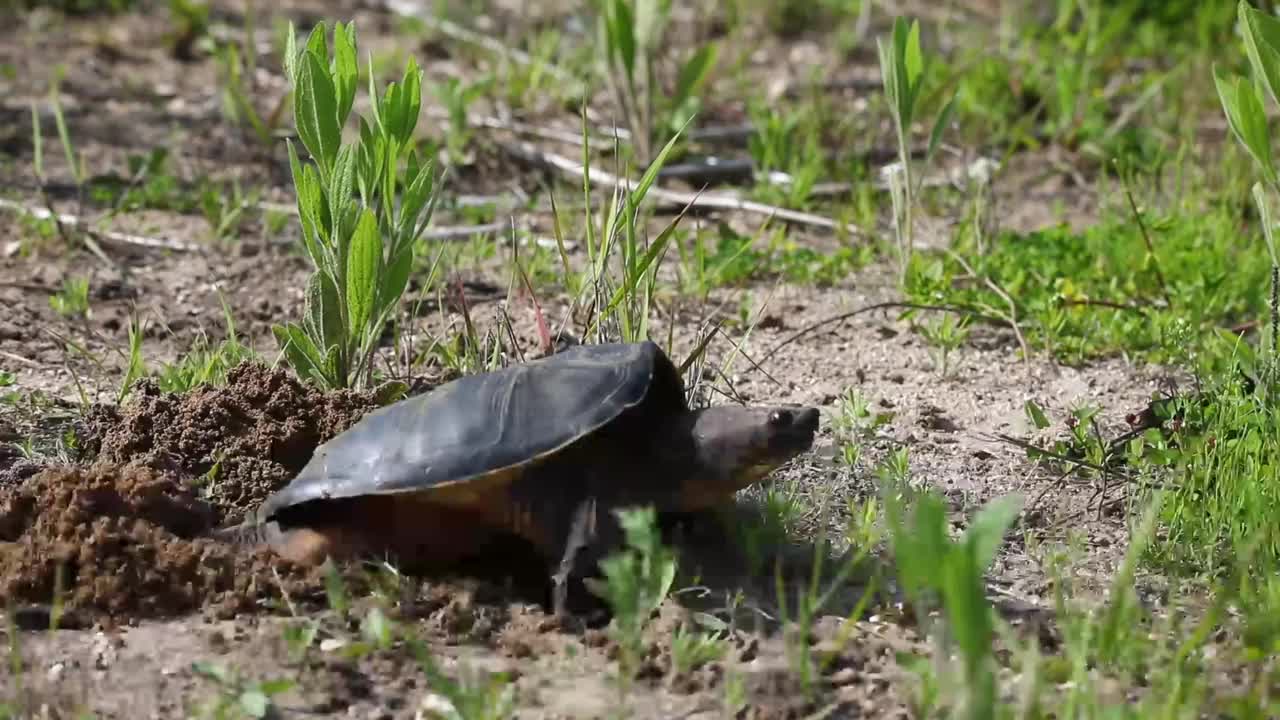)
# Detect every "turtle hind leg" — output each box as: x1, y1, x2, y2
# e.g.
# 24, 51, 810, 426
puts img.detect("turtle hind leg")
208, 520, 350, 565
209, 520, 285, 549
